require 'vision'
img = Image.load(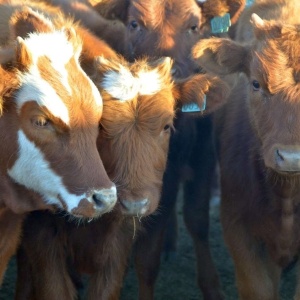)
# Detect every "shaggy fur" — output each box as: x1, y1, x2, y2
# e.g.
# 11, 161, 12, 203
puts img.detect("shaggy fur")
192, 0, 300, 298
